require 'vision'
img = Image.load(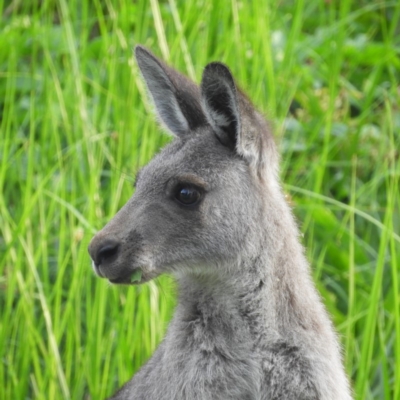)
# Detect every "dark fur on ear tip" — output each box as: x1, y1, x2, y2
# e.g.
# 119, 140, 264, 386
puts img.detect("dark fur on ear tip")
134, 45, 207, 137
202, 62, 236, 90
134, 44, 144, 54
134, 45, 151, 58
134, 45, 163, 72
